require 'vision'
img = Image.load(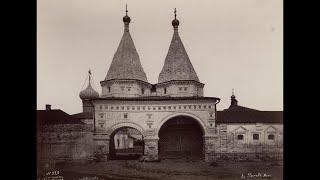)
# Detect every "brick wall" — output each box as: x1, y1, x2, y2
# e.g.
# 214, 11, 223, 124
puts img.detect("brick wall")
37, 124, 94, 162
